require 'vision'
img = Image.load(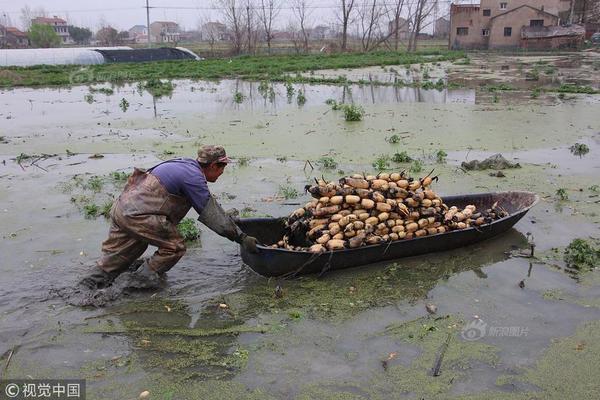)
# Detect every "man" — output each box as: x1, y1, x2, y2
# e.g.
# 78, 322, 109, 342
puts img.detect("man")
80, 145, 258, 289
